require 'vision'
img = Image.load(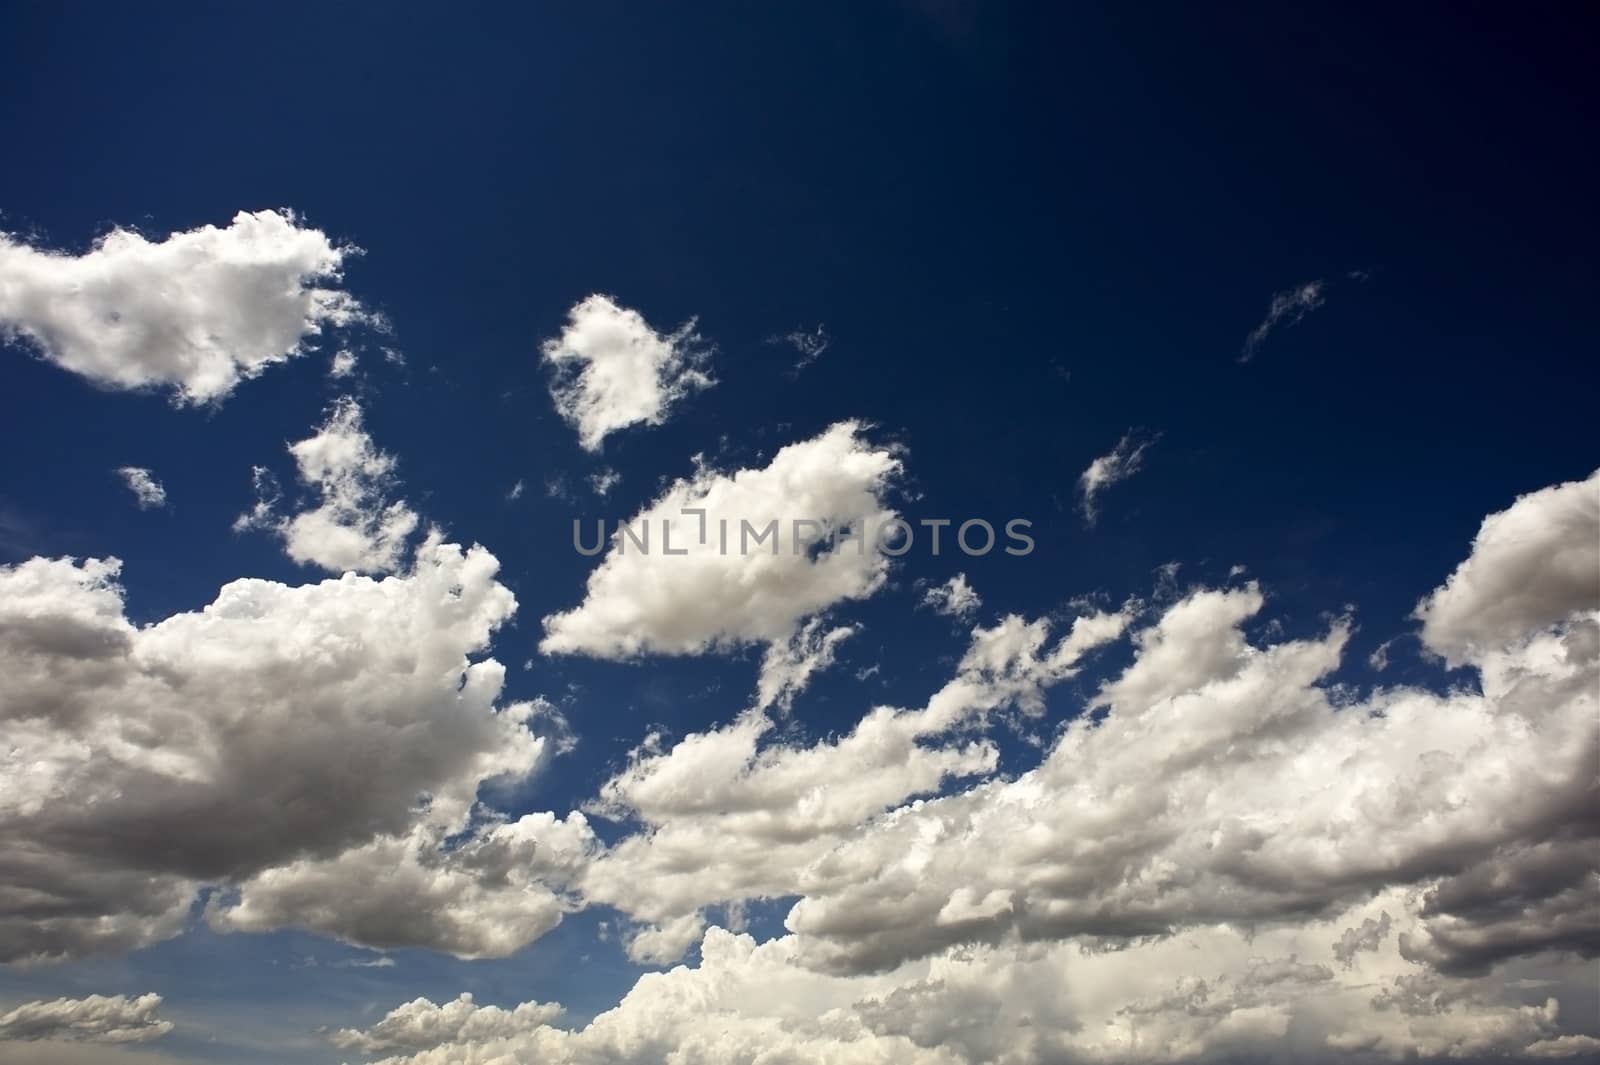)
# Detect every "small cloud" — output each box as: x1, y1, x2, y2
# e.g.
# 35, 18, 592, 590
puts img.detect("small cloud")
232, 398, 418, 574
506, 479, 526, 501
768, 323, 831, 374
1240, 280, 1327, 362
1078, 429, 1160, 526
1369, 638, 1397, 672
332, 955, 396, 969
588, 468, 621, 497
920, 573, 982, 619
329, 349, 358, 379
115, 466, 167, 509
541, 294, 714, 451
